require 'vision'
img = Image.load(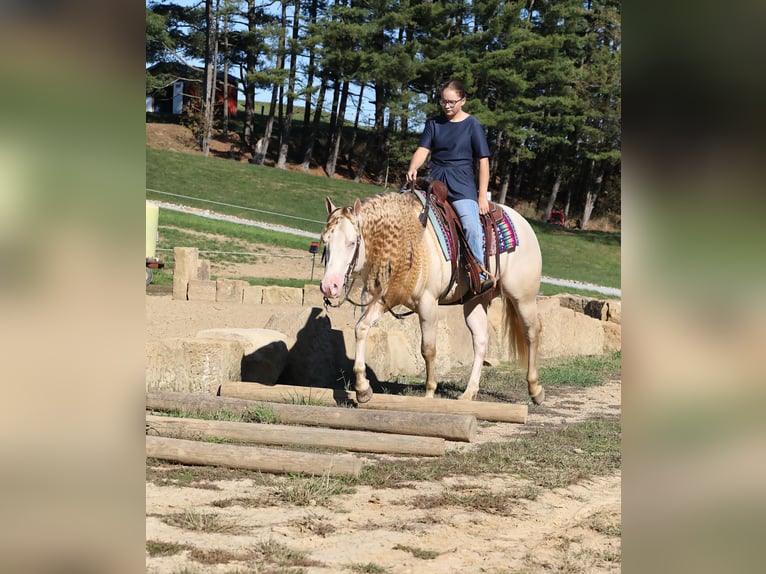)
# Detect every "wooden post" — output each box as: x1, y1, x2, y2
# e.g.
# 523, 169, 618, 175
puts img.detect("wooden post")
146, 391, 477, 442
146, 435, 363, 477
146, 414, 445, 456
218, 382, 527, 424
